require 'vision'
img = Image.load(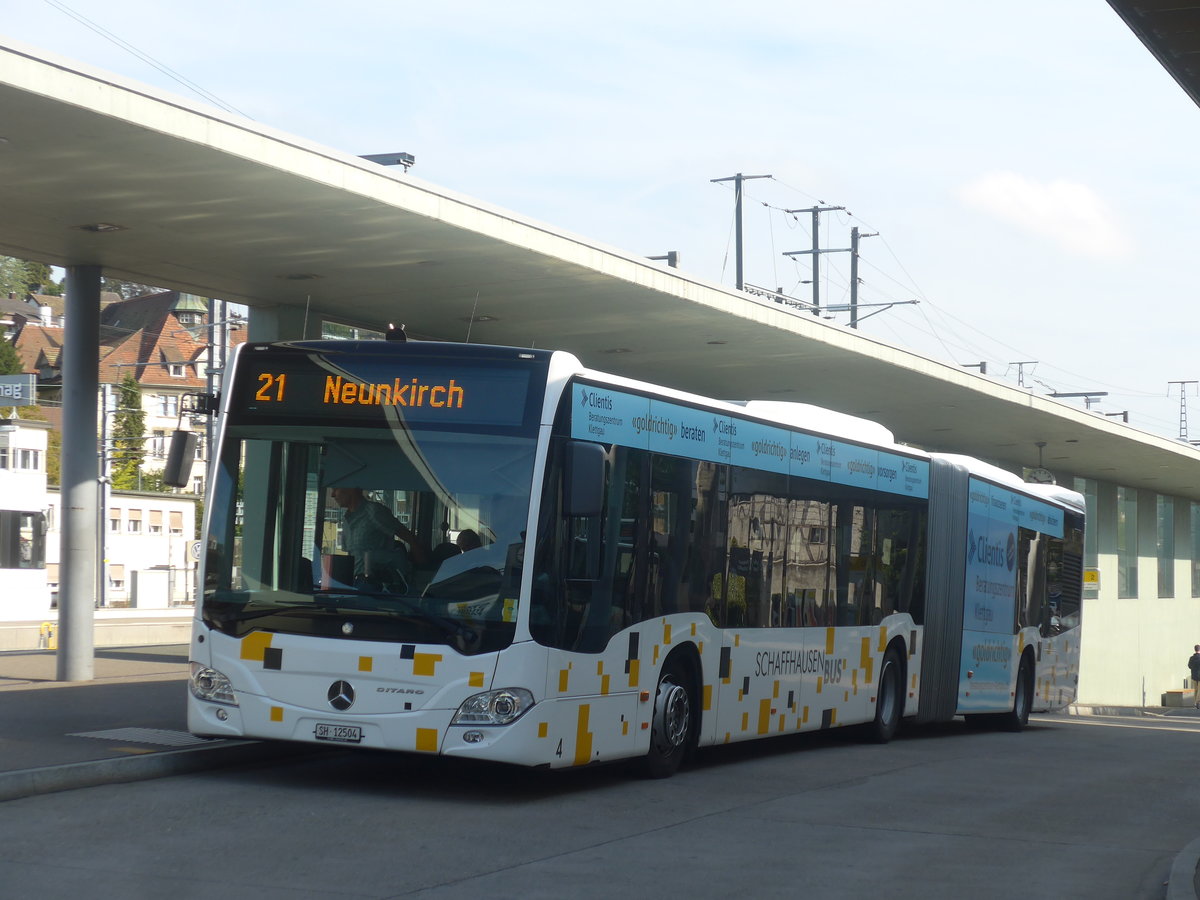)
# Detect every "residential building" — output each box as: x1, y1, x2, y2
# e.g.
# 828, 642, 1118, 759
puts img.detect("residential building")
46, 485, 197, 610
0, 416, 50, 618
